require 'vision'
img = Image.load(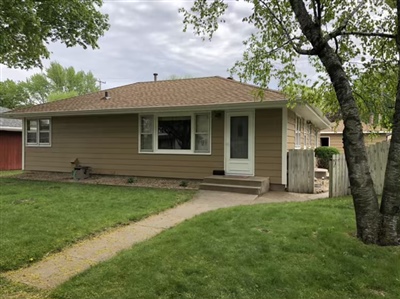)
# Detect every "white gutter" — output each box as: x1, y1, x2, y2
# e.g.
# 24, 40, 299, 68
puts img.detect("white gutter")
21, 119, 25, 171
321, 130, 390, 134
292, 104, 331, 129
281, 107, 288, 186
4, 101, 288, 118
0, 126, 22, 132
304, 104, 331, 128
